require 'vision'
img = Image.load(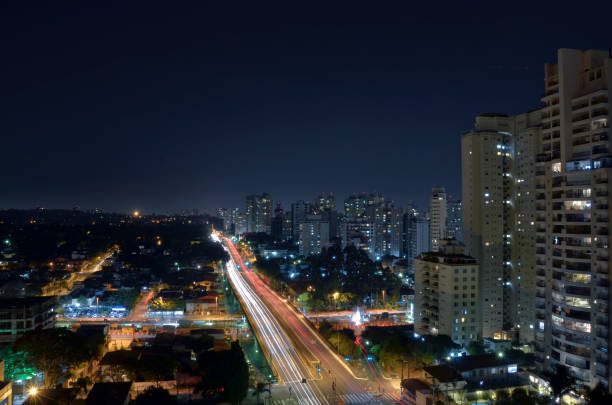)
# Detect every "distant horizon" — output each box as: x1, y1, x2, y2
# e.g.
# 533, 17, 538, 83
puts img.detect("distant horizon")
4, 4, 610, 216
0, 186, 461, 216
